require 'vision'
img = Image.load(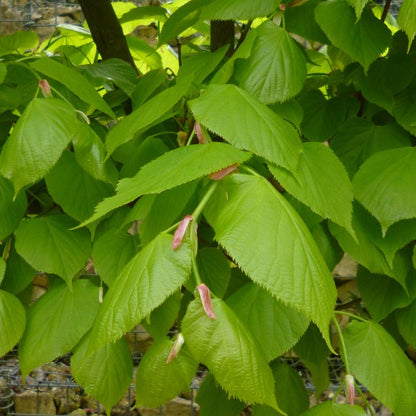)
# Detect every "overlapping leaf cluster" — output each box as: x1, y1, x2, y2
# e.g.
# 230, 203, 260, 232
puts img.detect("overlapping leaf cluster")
0, 1, 415, 415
